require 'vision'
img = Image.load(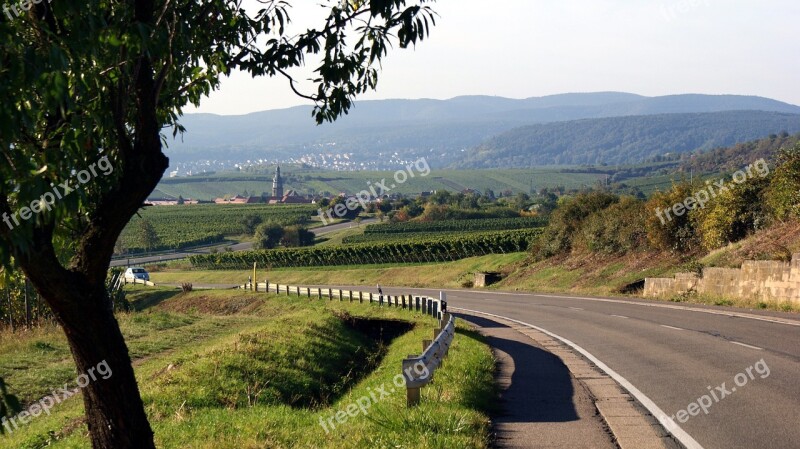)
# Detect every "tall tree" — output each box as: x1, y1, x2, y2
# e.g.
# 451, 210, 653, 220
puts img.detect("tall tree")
136, 219, 161, 252
0, 1, 435, 447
